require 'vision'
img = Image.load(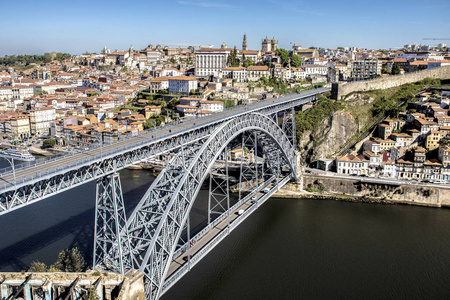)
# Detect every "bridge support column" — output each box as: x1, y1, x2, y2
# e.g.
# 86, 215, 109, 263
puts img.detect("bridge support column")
282, 108, 296, 147
93, 172, 129, 274
208, 147, 230, 225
